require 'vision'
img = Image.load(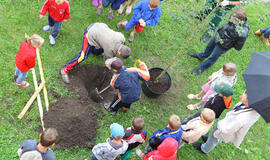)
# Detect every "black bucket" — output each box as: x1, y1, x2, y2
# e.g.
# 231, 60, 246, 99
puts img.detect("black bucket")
142, 67, 172, 98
